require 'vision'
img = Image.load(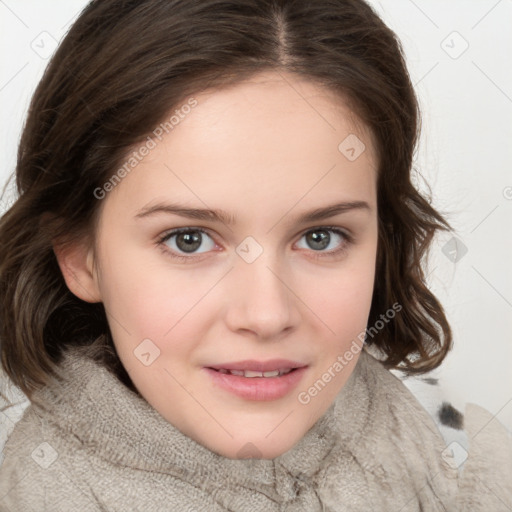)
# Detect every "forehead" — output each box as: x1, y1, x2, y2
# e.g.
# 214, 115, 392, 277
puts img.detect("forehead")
181, 70, 375, 159
104, 70, 377, 221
